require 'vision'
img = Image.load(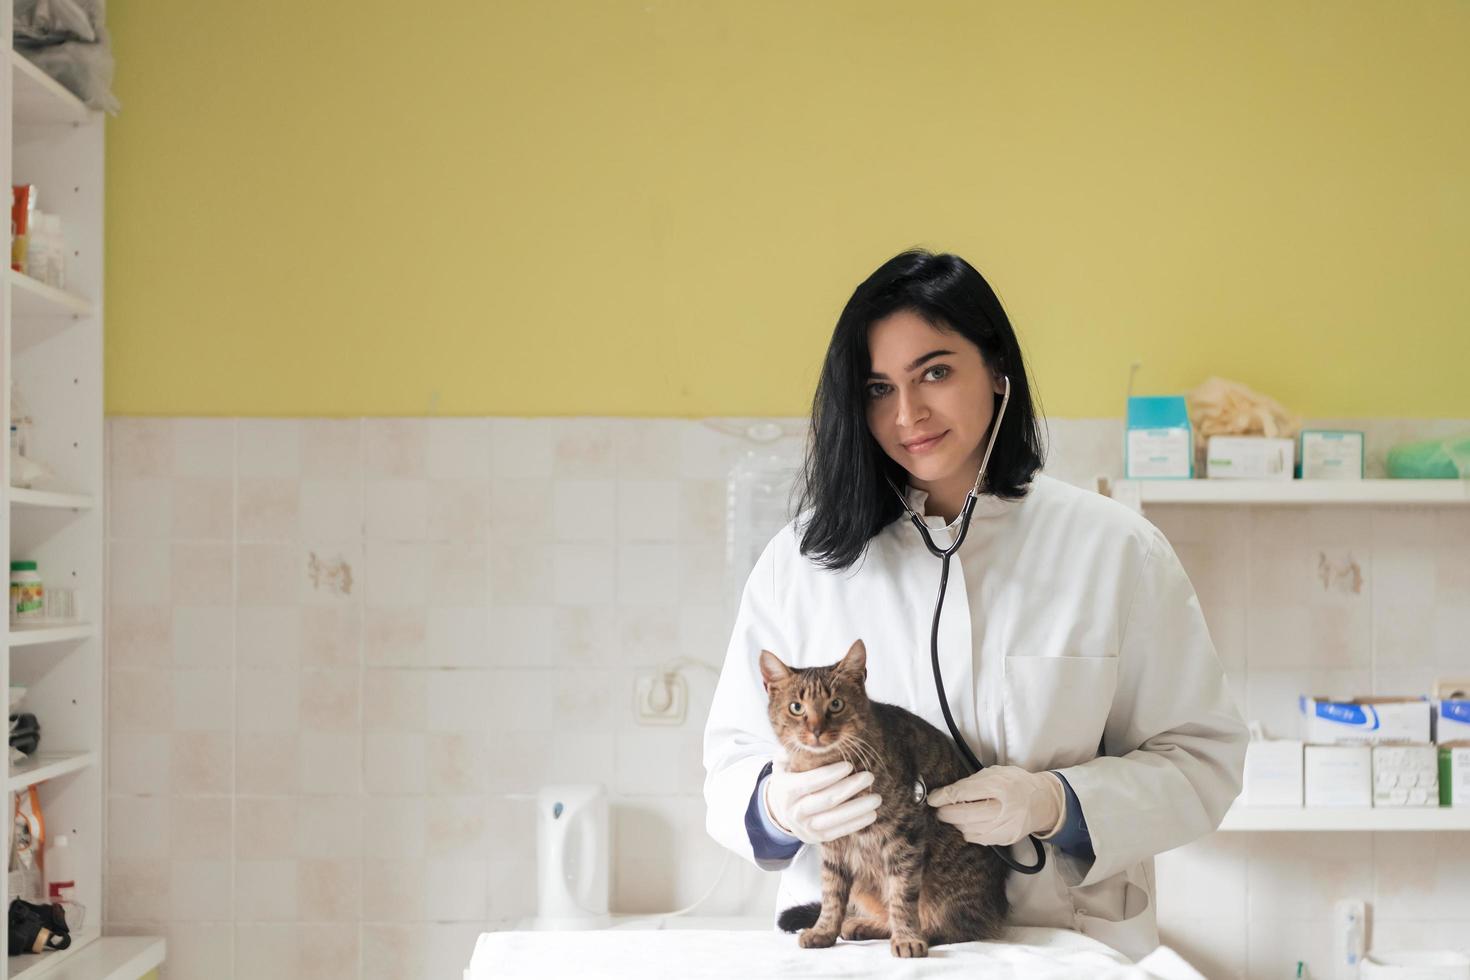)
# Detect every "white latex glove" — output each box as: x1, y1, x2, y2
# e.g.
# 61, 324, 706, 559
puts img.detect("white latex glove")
764, 758, 881, 844
926, 766, 1066, 846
